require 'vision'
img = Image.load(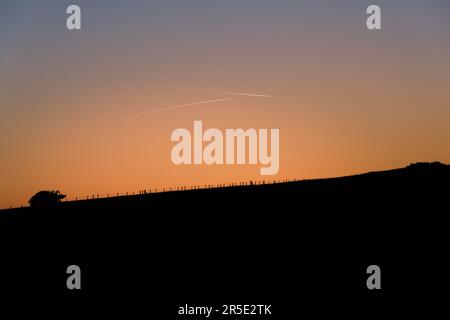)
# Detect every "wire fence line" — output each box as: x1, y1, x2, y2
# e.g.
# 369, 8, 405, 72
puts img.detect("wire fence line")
9, 179, 301, 209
